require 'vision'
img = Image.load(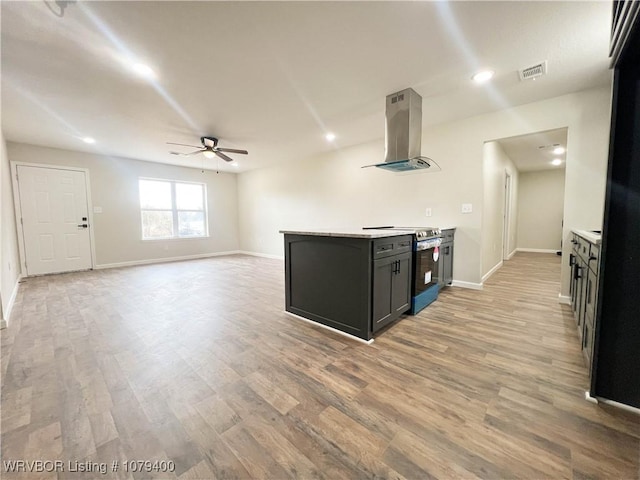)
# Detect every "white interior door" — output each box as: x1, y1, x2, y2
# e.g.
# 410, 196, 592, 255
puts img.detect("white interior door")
17, 165, 93, 275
